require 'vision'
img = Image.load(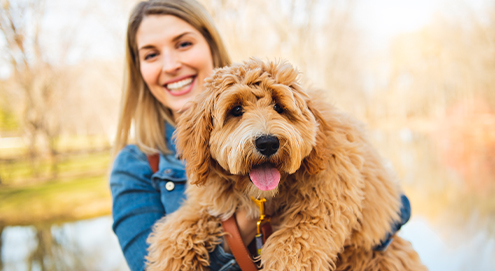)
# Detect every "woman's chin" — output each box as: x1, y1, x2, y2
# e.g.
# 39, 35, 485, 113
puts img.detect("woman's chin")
171, 100, 195, 119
